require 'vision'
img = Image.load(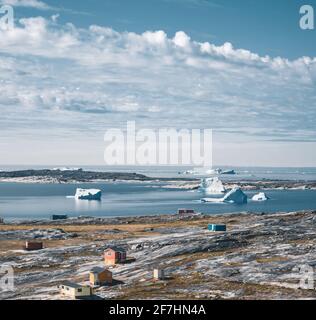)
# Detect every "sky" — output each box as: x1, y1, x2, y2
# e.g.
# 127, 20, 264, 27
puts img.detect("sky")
0, 0, 316, 167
